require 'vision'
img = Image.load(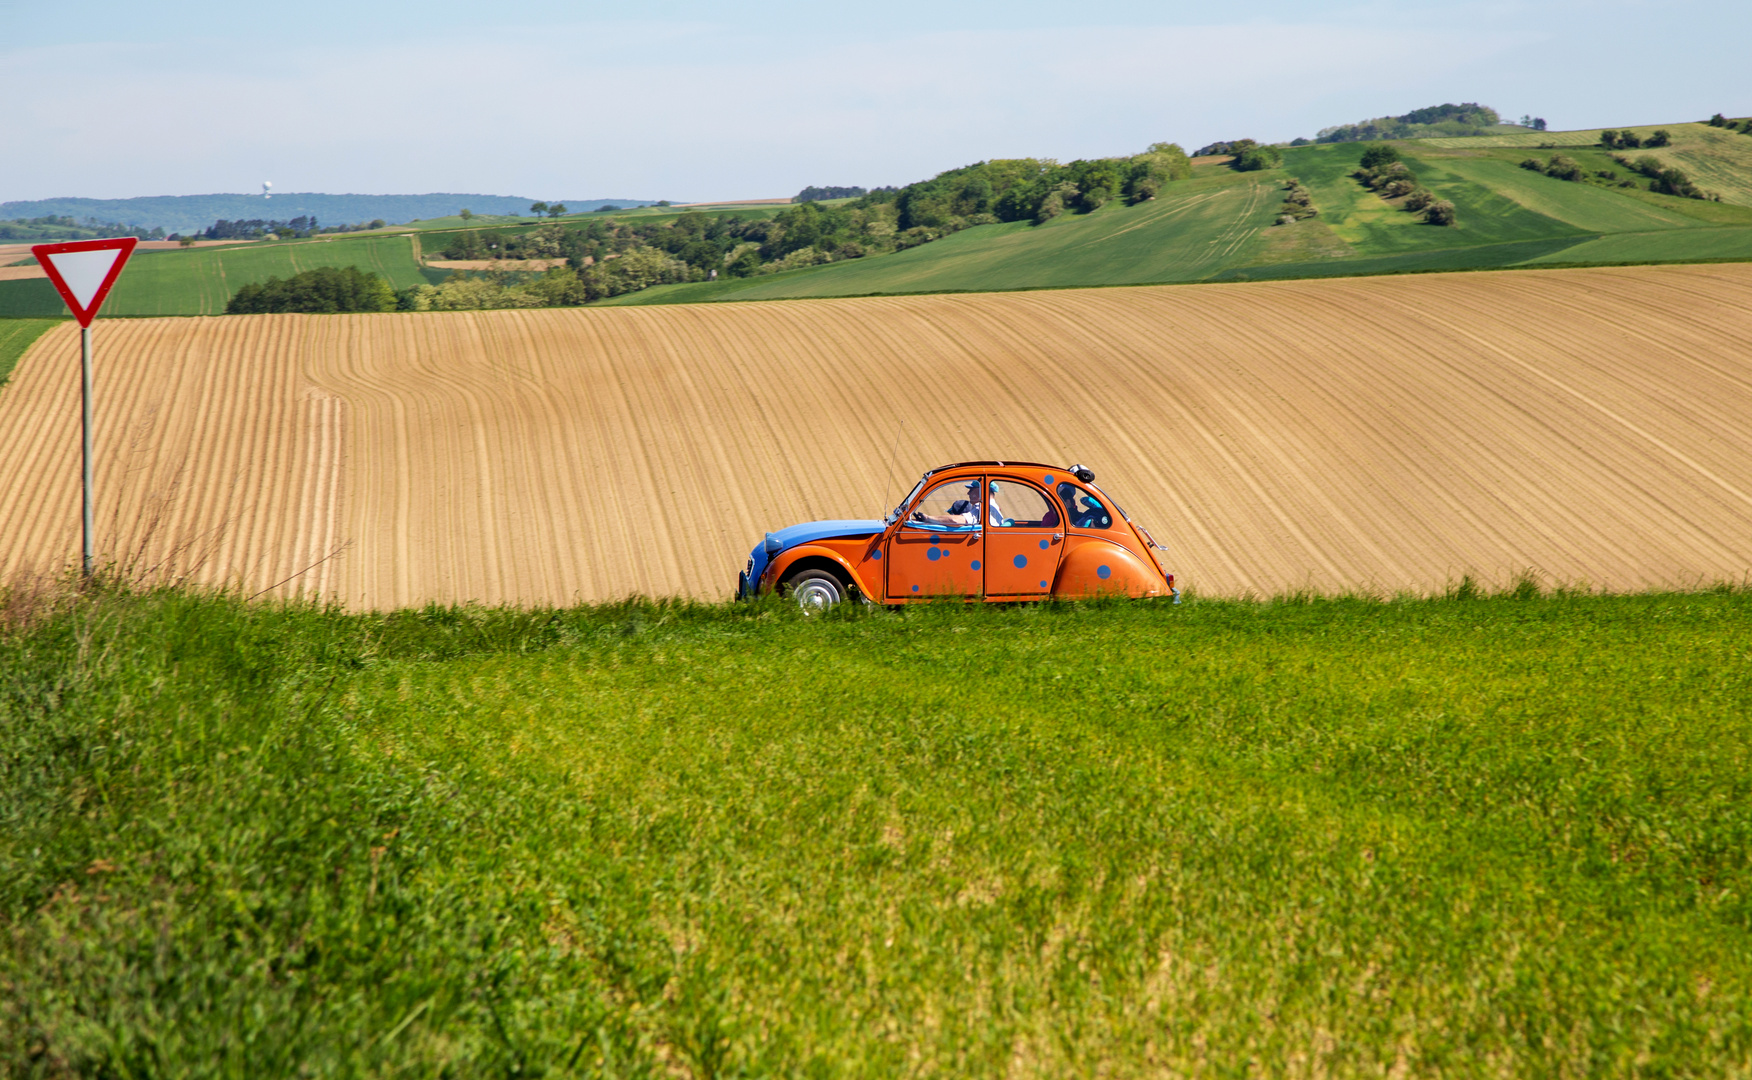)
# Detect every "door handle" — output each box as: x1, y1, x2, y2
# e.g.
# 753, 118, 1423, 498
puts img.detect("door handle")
1052, 533, 1063, 542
